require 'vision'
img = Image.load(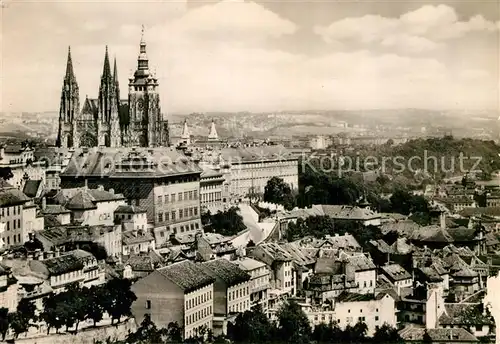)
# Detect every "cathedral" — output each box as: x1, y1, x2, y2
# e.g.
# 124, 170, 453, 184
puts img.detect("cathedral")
56, 28, 169, 148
